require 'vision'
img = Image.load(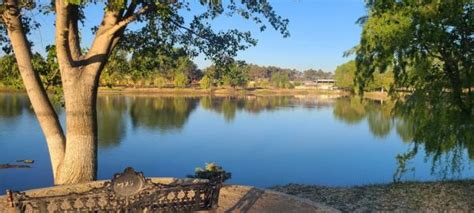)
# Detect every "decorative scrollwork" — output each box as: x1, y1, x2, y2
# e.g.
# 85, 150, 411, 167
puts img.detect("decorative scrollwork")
5, 167, 224, 212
